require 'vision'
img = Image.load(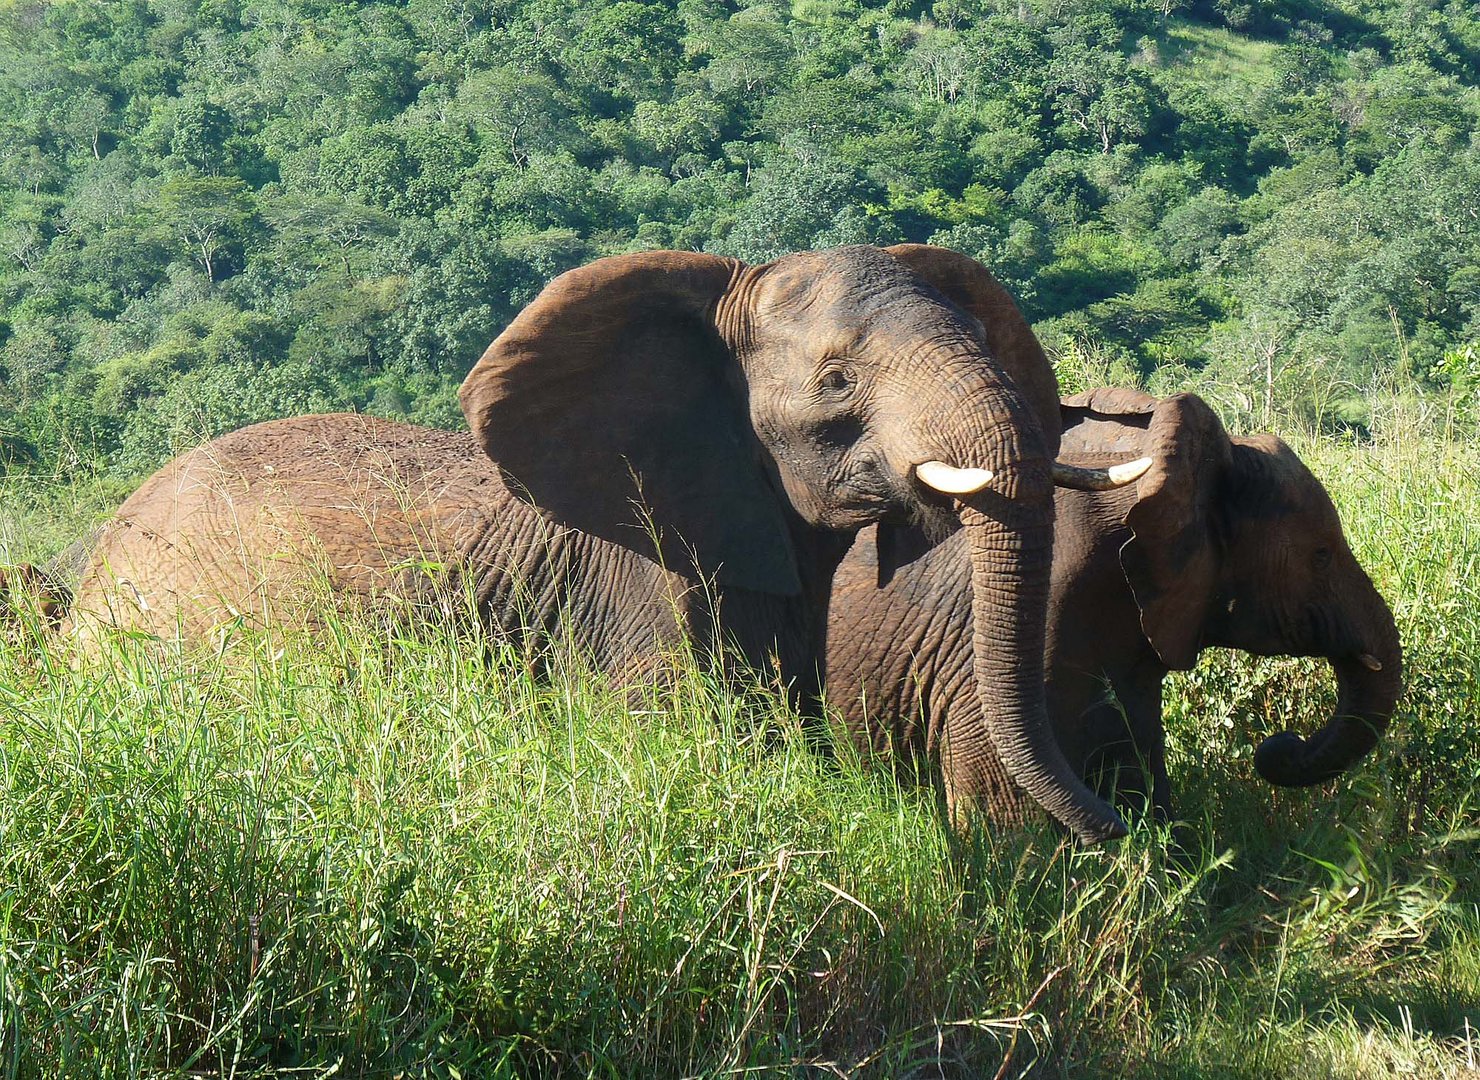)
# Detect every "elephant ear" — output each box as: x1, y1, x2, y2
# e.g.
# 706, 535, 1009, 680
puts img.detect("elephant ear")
1111, 392, 1233, 670
458, 251, 802, 596
884, 244, 1061, 454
